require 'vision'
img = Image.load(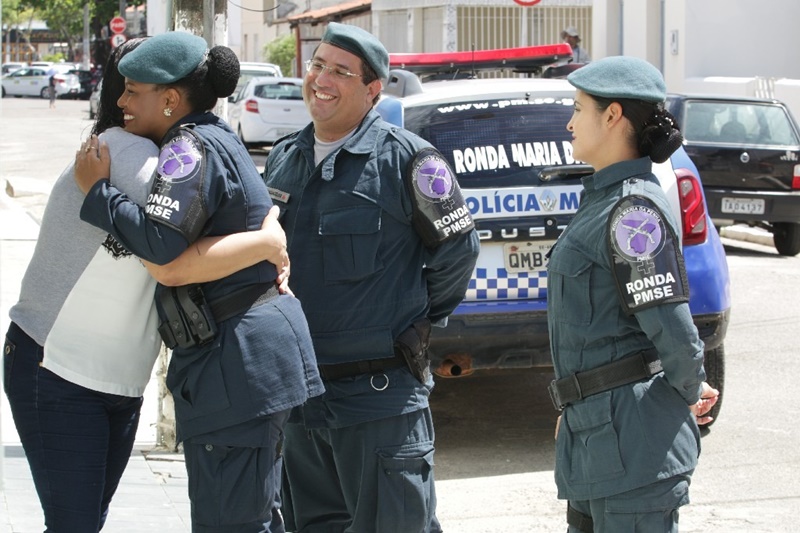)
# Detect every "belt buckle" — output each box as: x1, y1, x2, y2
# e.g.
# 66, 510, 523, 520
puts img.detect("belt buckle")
547, 380, 565, 411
